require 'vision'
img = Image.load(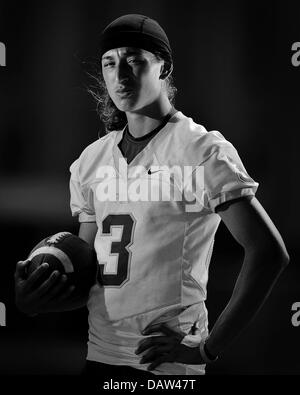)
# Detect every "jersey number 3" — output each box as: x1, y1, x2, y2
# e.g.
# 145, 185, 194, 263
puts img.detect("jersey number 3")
97, 214, 135, 286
